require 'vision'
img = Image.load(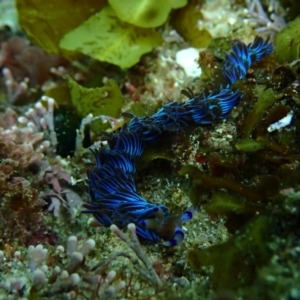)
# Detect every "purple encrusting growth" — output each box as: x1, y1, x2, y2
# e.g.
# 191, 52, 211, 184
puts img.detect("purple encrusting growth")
83, 37, 273, 246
